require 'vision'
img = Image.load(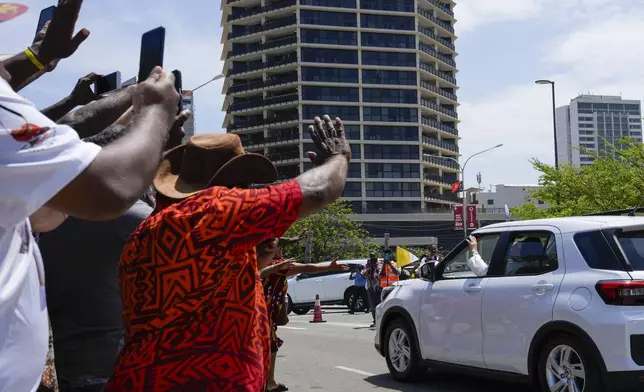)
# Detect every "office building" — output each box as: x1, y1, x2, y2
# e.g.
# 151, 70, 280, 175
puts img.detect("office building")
181, 90, 196, 142
556, 95, 642, 167
475, 184, 547, 213
220, 0, 460, 218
